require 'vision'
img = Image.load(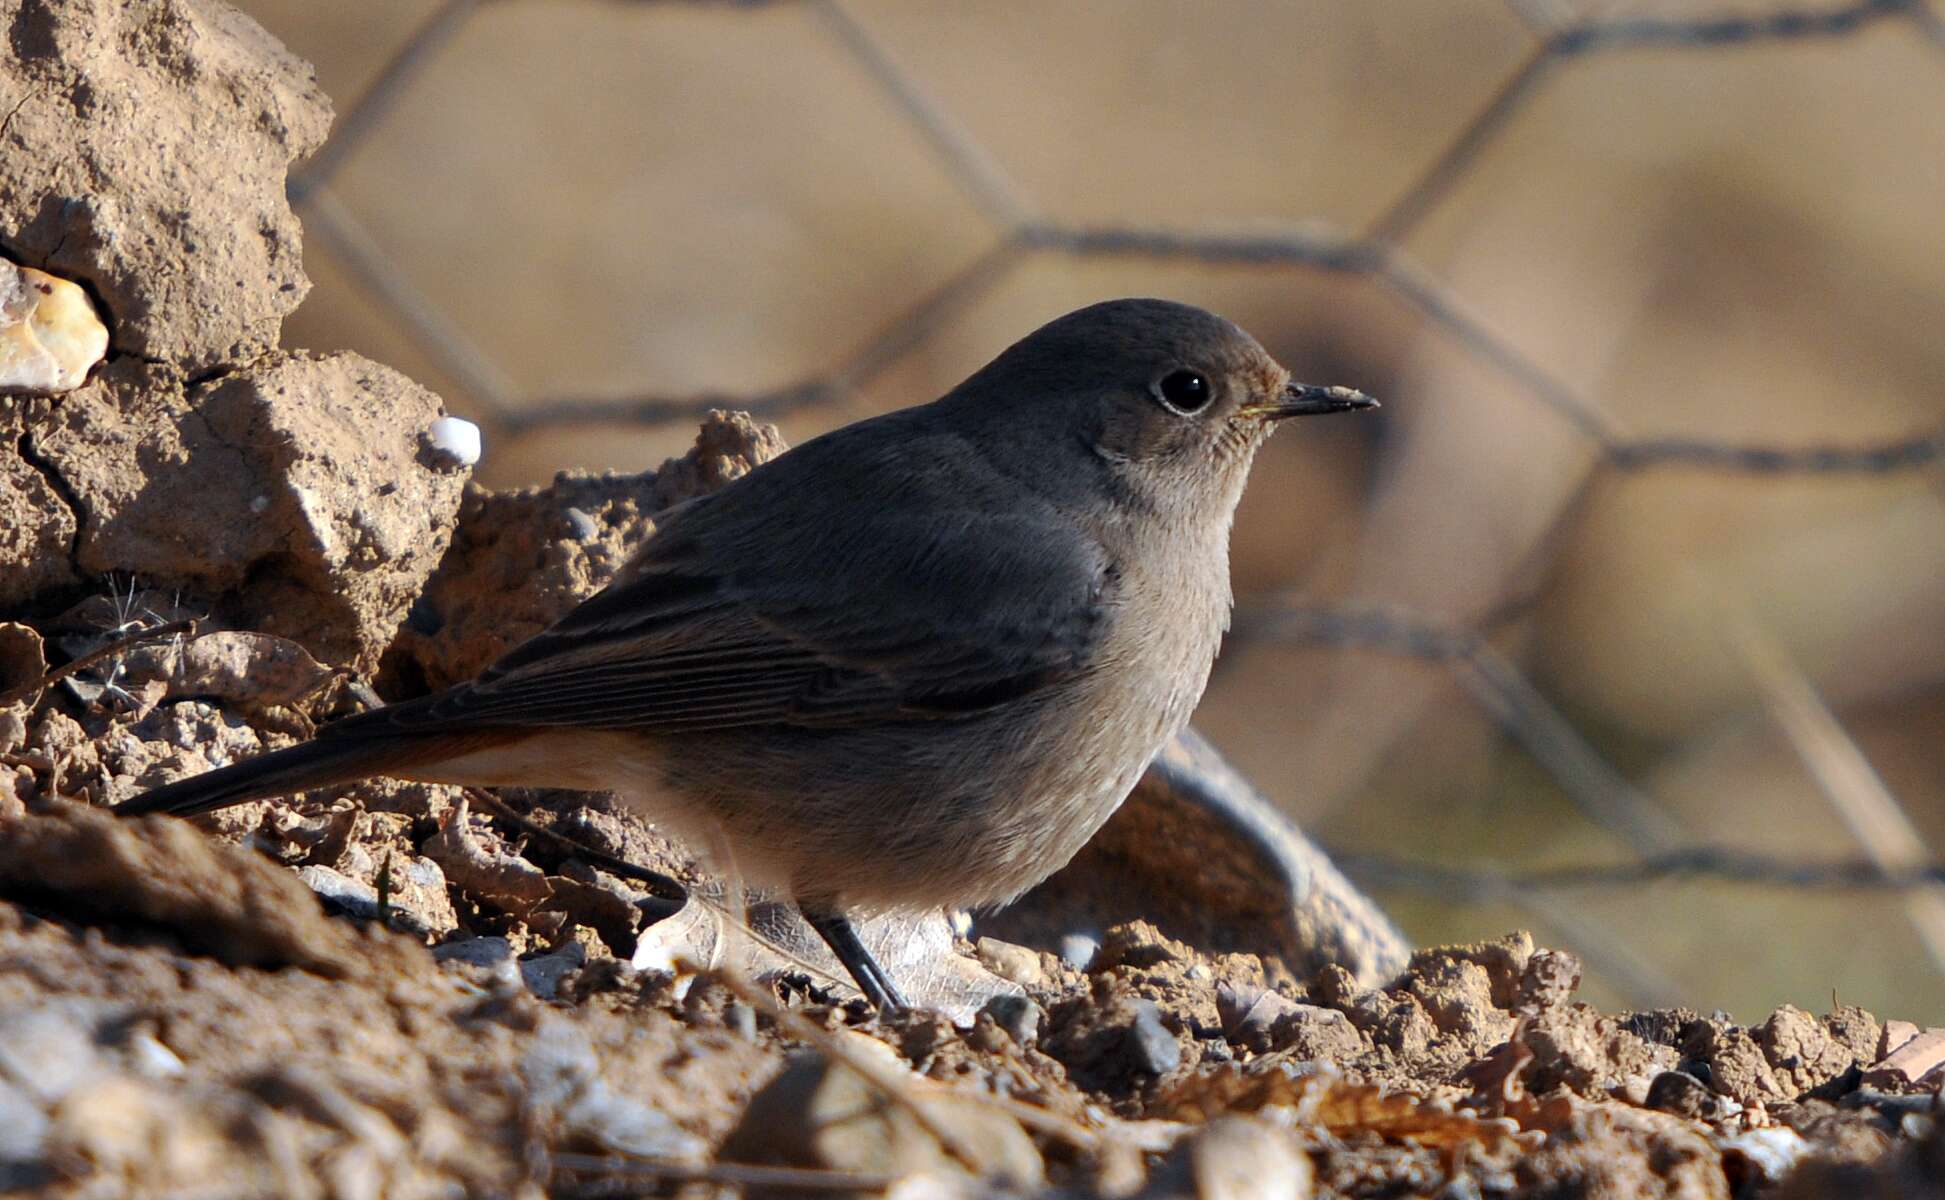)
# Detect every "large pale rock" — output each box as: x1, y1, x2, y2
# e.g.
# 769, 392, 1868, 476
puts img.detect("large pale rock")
0, 259, 107, 394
